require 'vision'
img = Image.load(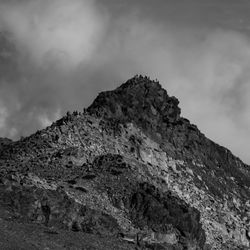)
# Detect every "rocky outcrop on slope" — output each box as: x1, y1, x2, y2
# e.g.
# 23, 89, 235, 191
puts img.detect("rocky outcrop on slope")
0, 175, 133, 250
0, 172, 121, 236
0, 75, 249, 249
91, 154, 206, 248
